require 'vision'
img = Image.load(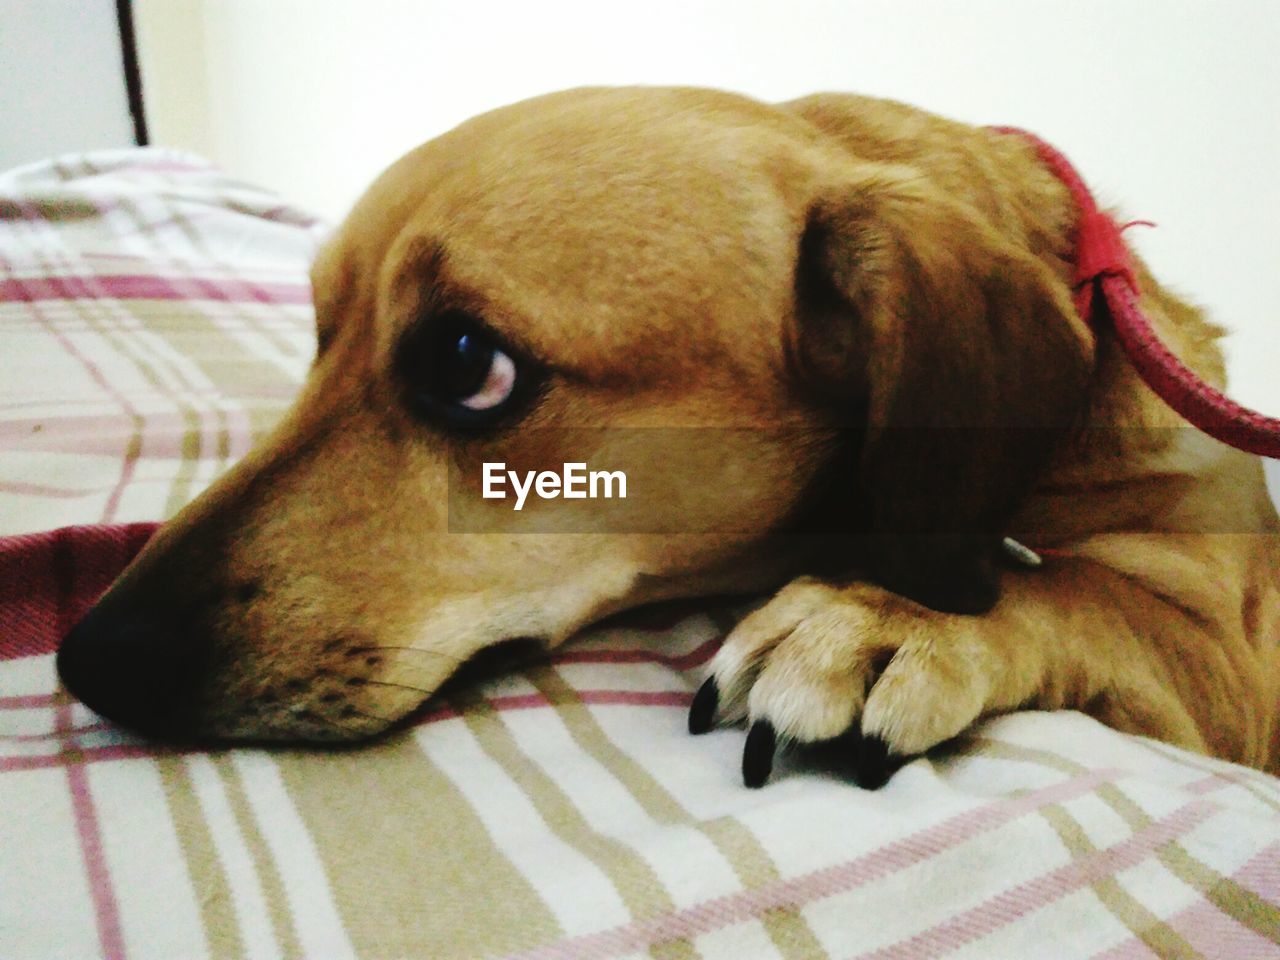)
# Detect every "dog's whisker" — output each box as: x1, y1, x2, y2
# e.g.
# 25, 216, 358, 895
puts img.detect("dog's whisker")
351, 677, 435, 696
